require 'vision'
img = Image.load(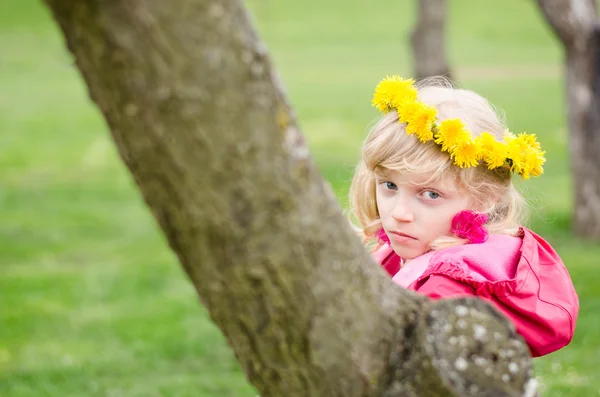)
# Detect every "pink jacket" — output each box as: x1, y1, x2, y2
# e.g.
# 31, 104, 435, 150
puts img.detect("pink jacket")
374, 228, 579, 357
